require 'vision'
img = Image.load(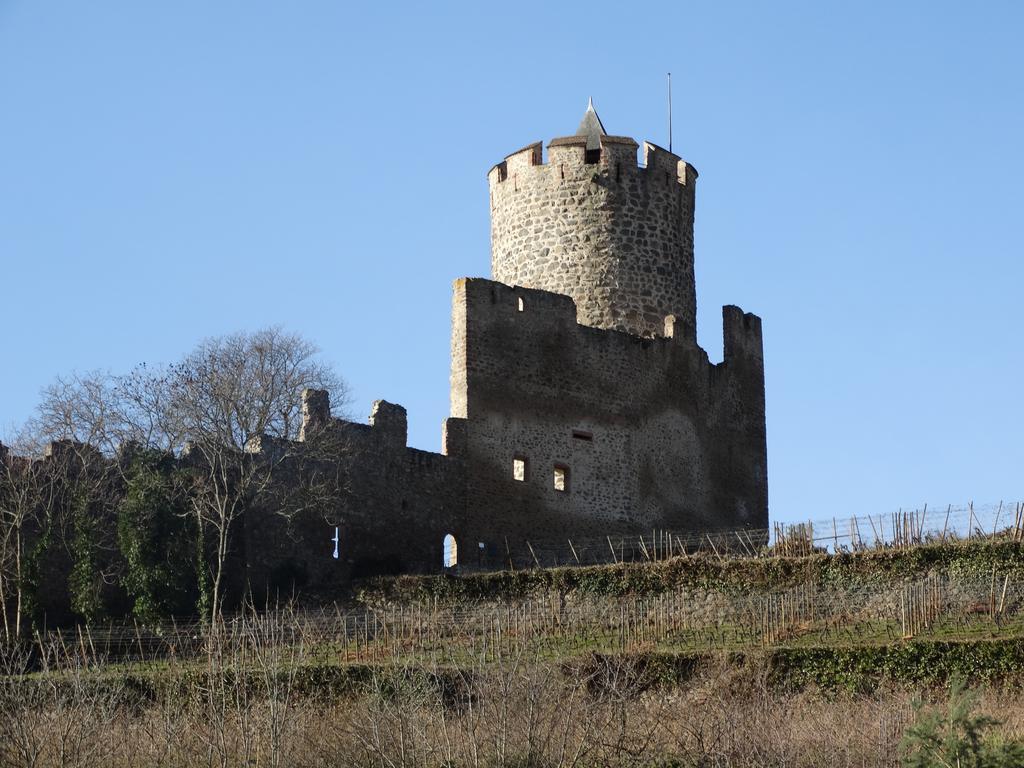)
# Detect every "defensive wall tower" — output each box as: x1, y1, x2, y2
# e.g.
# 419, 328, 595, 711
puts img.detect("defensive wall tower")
487, 100, 698, 340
